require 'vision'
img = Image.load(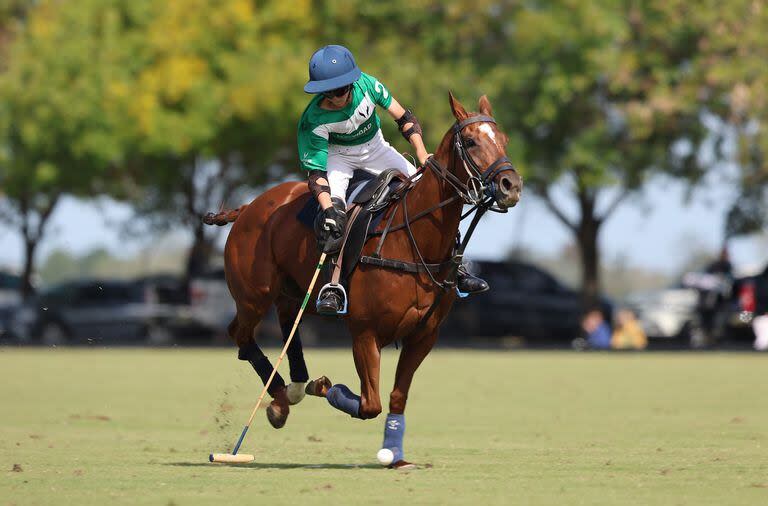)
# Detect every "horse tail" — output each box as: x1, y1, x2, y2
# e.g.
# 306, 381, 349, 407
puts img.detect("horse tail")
202, 205, 247, 226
